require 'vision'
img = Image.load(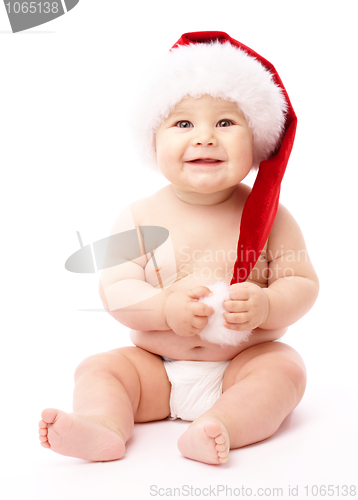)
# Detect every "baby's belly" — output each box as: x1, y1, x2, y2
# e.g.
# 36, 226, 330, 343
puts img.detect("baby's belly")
132, 264, 286, 361
130, 326, 287, 361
